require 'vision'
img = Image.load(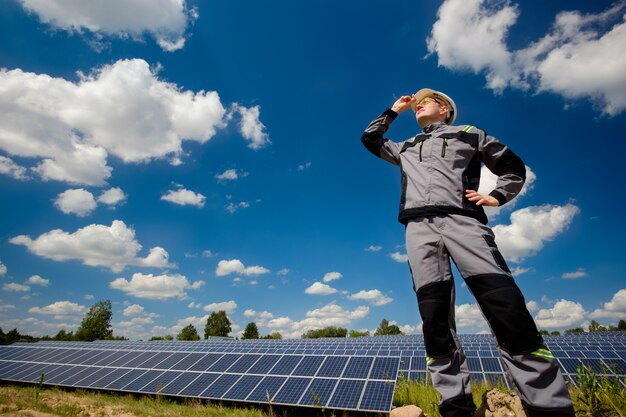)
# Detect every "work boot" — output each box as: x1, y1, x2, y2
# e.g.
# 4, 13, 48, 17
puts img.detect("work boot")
439, 394, 476, 417
523, 404, 576, 417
